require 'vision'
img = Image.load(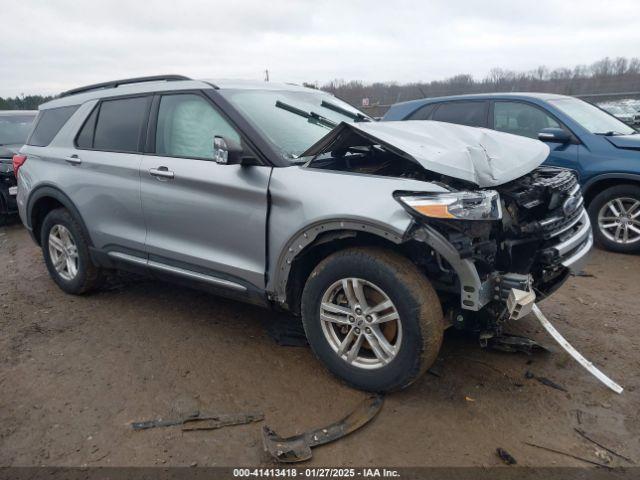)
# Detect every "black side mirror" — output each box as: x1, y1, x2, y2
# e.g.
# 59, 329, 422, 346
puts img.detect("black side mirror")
538, 128, 571, 143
